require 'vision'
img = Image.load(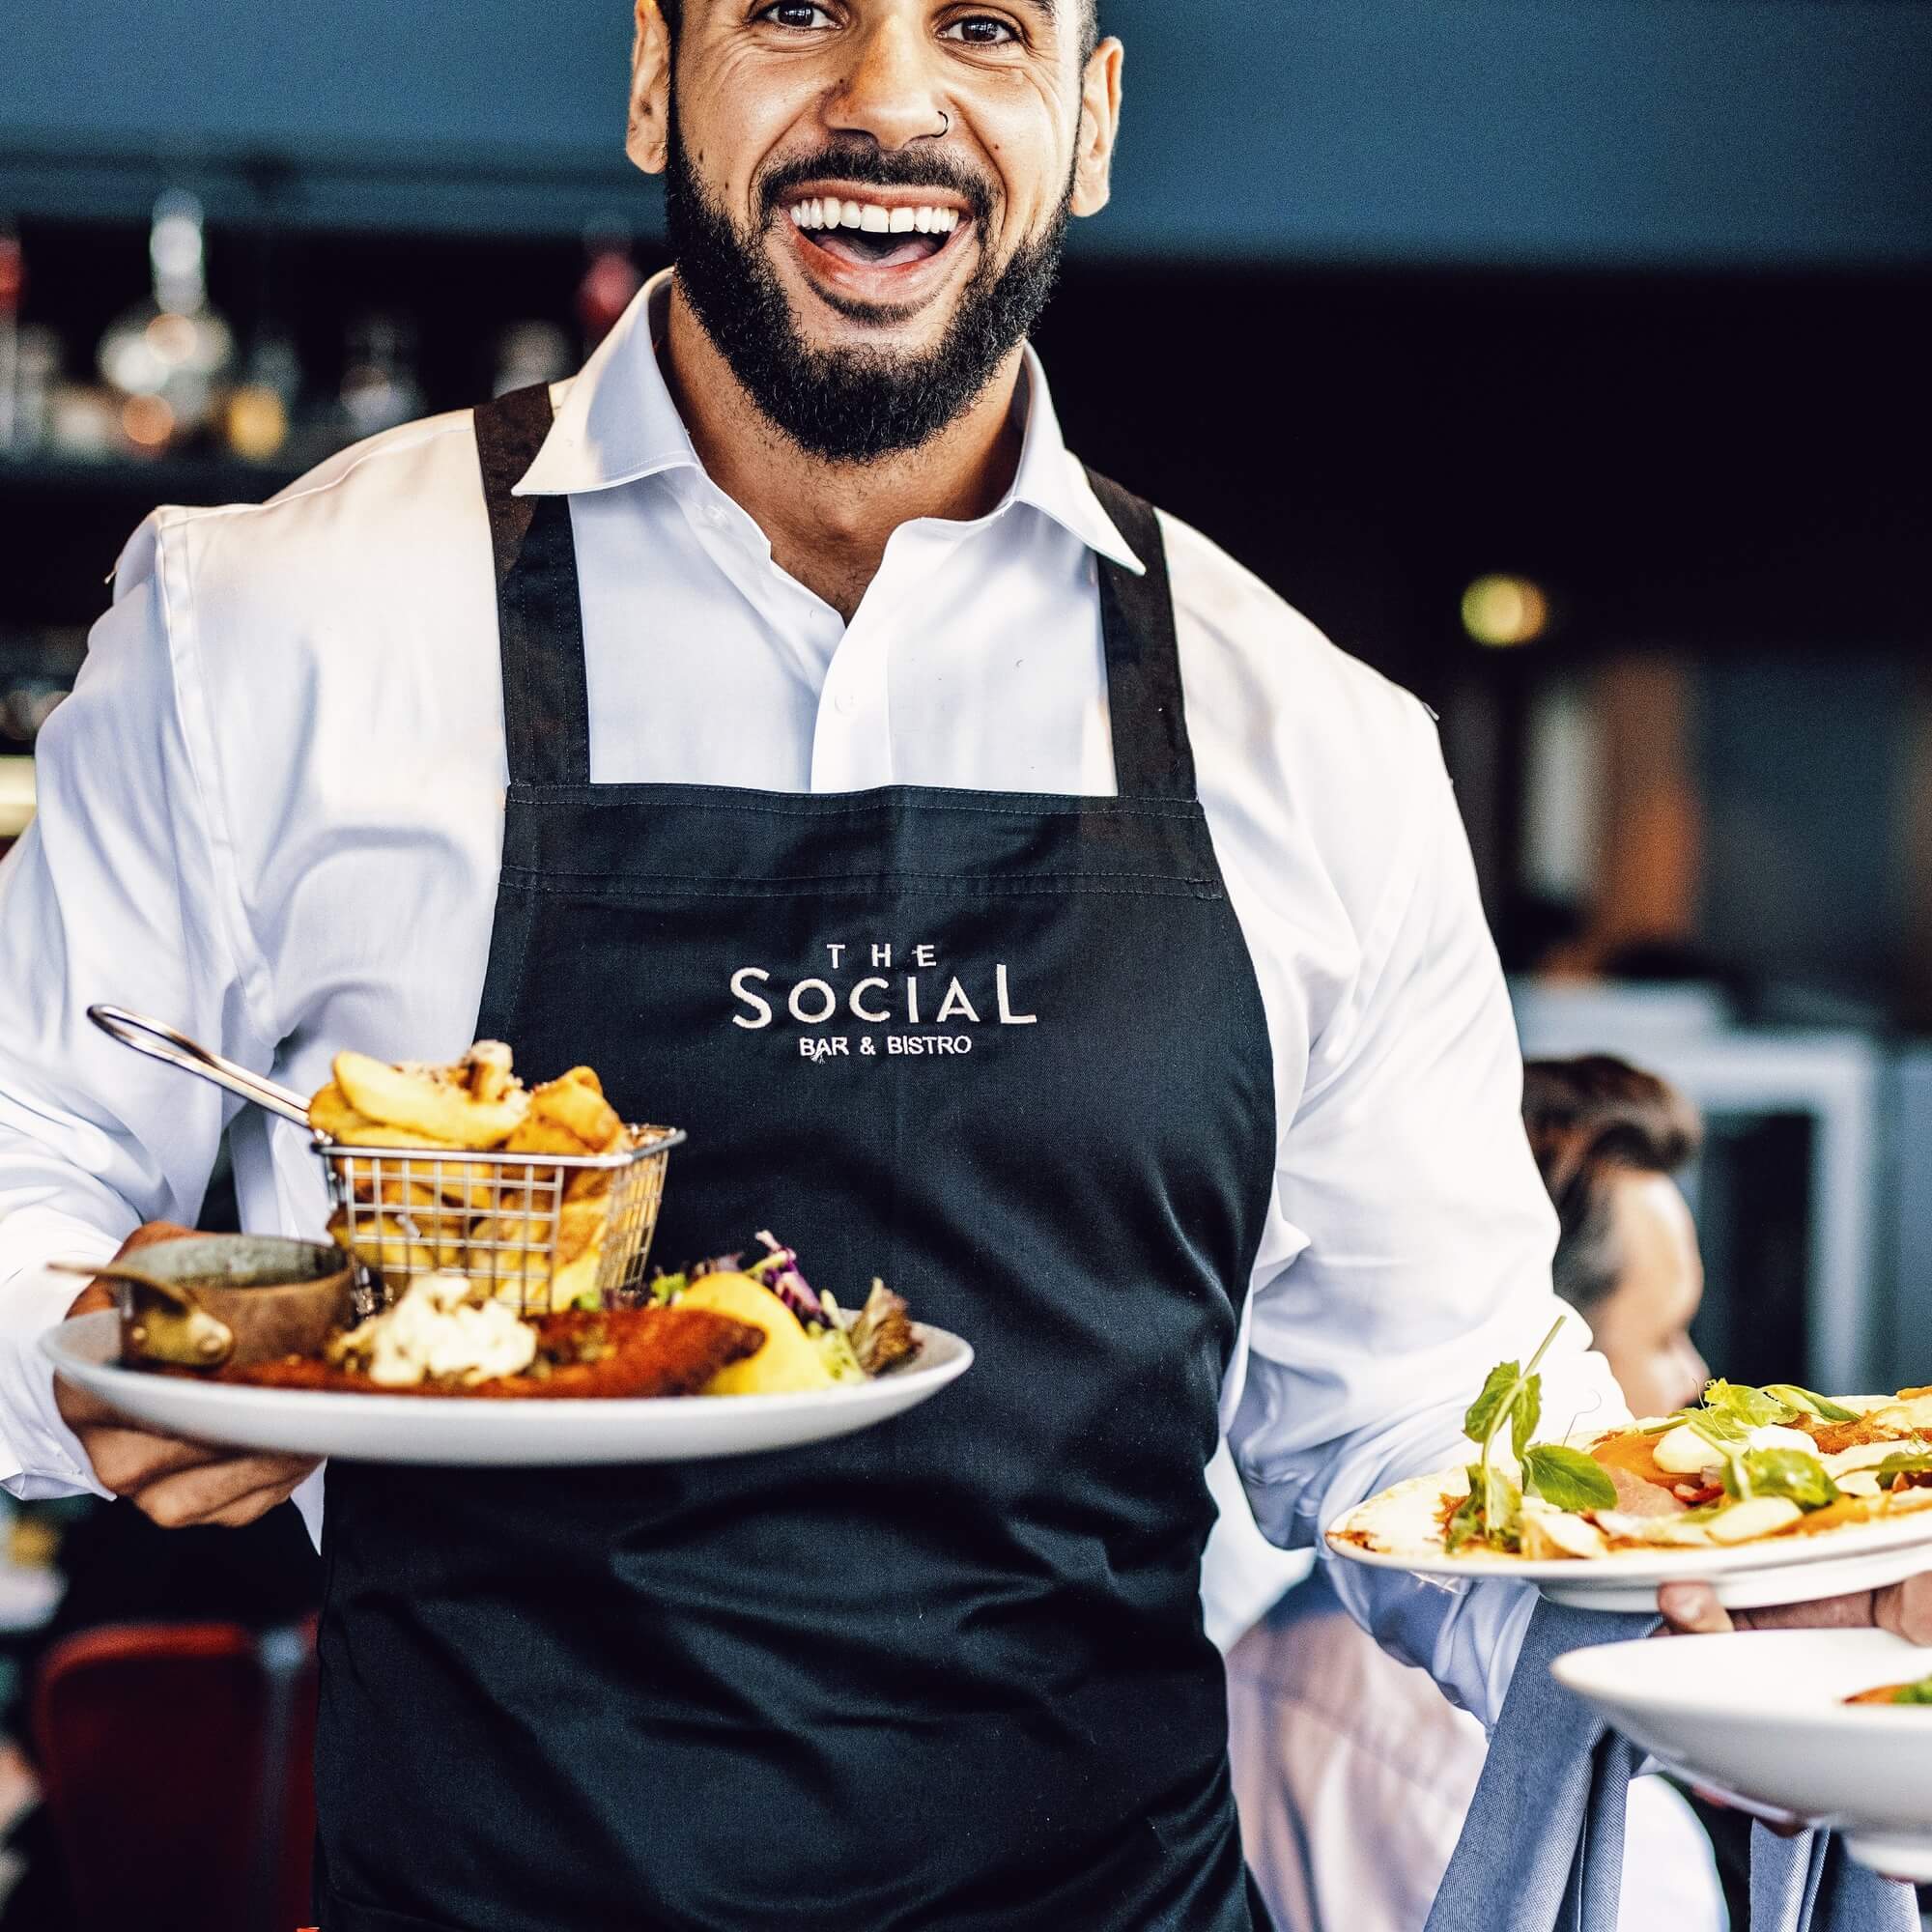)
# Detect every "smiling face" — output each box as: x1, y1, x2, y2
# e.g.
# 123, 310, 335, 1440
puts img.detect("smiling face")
629, 0, 1121, 462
